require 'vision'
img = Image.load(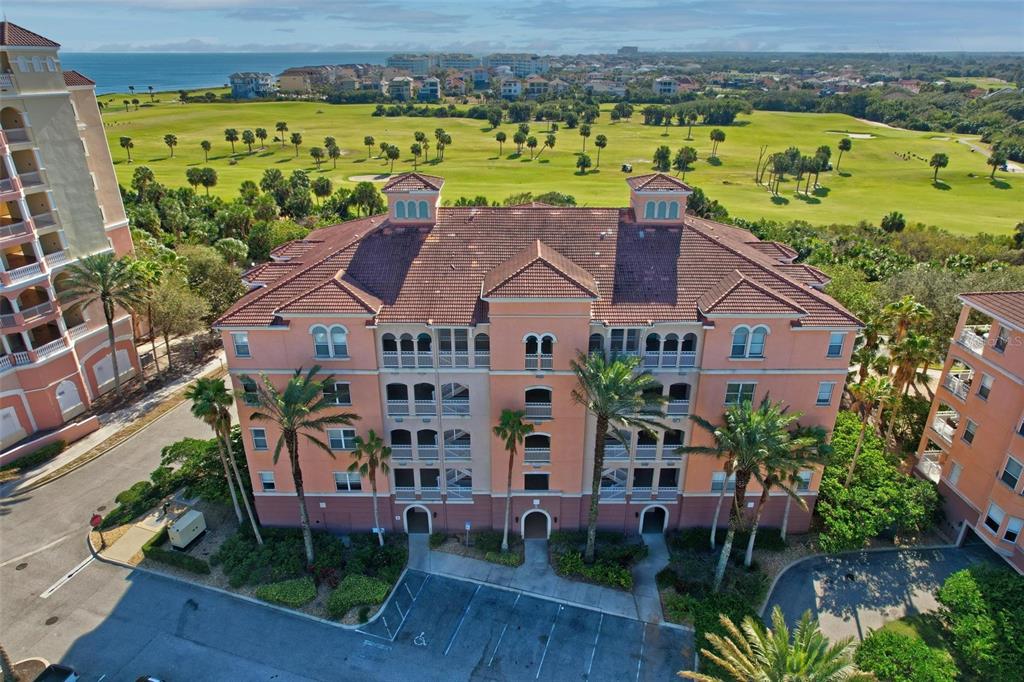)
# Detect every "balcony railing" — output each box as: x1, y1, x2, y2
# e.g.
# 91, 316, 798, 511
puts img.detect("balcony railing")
524, 447, 550, 463
420, 486, 442, 500
34, 337, 68, 359
0, 355, 11, 371
19, 301, 53, 320
0, 74, 13, 89
631, 486, 654, 498
417, 445, 439, 461
387, 399, 410, 416
680, 351, 696, 368
382, 351, 399, 368
525, 402, 552, 420
957, 326, 988, 355
600, 486, 627, 500
667, 400, 689, 416
0, 178, 14, 193
605, 444, 628, 460
0, 221, 28, 239
635, 444, 657, 460
32, 211, 58, 230
395, 486, 417, 500
662, 447, 682, 461
3, 127, 28, 143
5, 261, 42, 282
18, 171, 43, 188
67, 323, 89, 339
44, 250, 70, 268
414, 400, 436, 416
444, 445, 471, 460
442, 398, 470, 416
475, 351, 489, 367
390, 445, 413, 460
932, 411, 958, 442
656, 488, 678, 500
447, 486, 473, 500
917, 450, 942, 484
12, 351, 31, 365
438, 351, 469, 368
942, 373, 971, 400
525, 354, 553, 370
